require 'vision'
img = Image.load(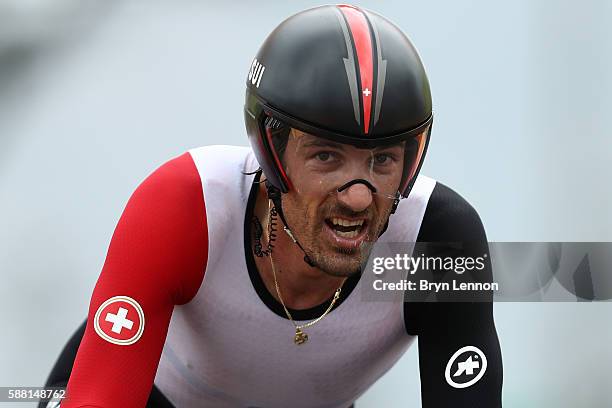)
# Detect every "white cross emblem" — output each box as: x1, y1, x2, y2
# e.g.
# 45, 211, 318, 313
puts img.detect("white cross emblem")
94, 296, 145, 345
105, 307, 134, 334
362, 88, 371, 96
